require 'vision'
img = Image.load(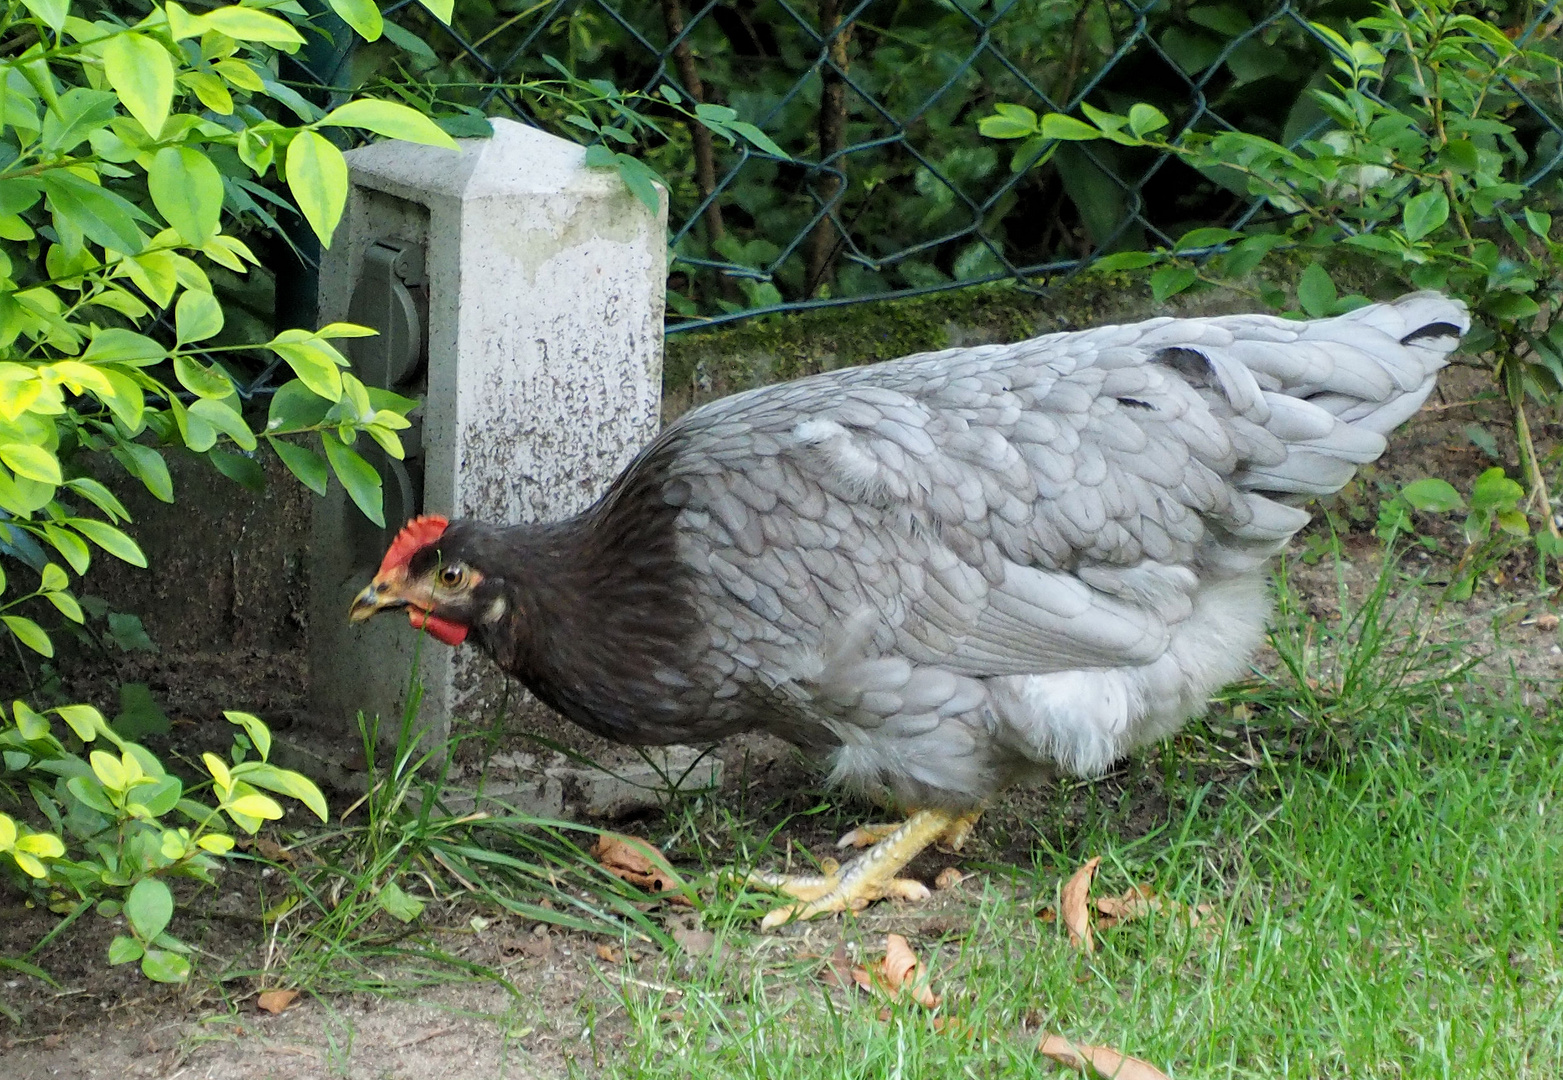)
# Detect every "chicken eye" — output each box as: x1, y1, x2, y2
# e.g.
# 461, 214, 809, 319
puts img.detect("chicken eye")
439, 565, 467, 588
